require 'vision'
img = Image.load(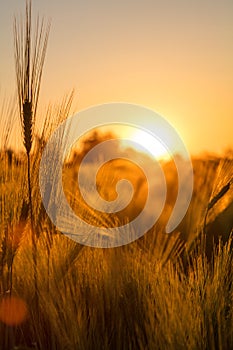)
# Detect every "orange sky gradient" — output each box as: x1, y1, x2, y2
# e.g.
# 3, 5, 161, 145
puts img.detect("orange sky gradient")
0, 0, 233, 156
